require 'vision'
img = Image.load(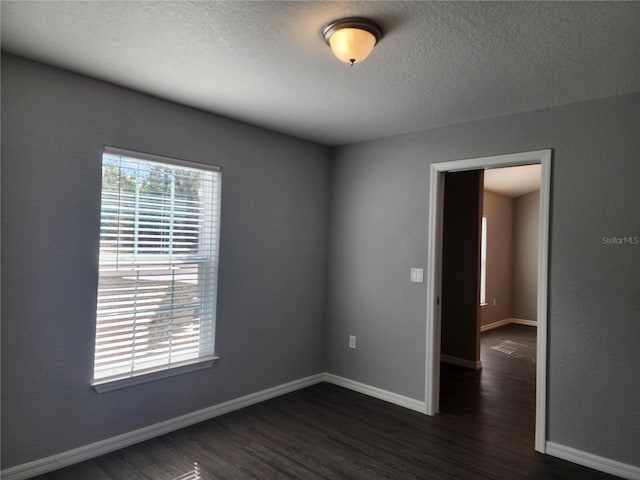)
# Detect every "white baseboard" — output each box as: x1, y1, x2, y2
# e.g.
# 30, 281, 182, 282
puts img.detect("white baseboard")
440, 354, 482, 370
511, 318, 537, 327
546, 442, 640, 480
480, 318, 512, 332
324, 373, 426, 413
13, 373, 637, 480
481, 318, 537, 332
0, 374, 325, 480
